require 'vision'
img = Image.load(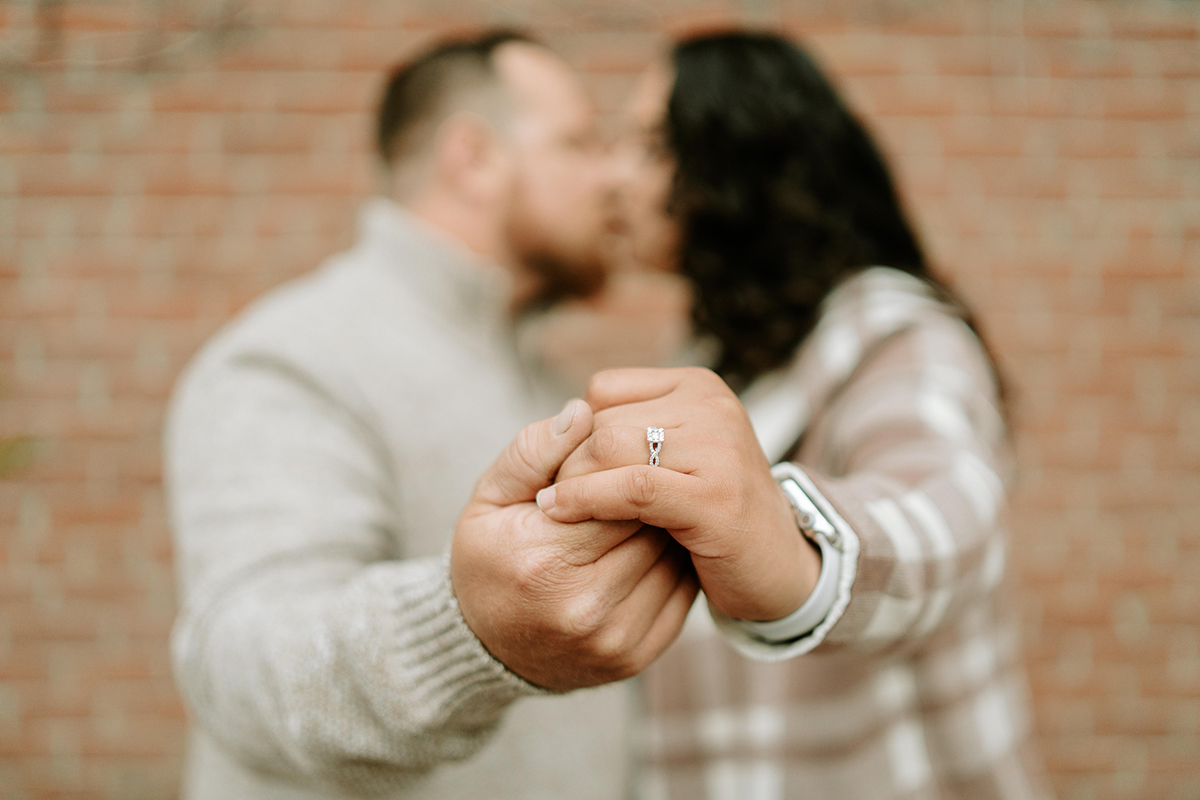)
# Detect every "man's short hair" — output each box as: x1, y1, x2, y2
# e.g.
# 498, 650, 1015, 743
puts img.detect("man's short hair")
376, 29, 537, 167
